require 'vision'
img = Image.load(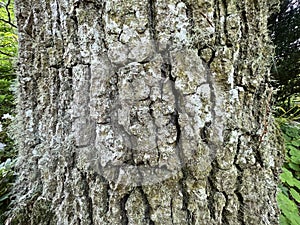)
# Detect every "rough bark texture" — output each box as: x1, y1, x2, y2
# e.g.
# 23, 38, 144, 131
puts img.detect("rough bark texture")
11, 0, 283, 225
